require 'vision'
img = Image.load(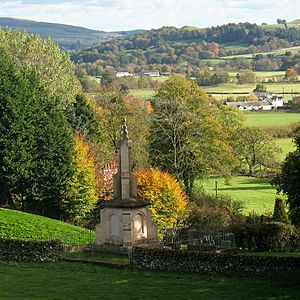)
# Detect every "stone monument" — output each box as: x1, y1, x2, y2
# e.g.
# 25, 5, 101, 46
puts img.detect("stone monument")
96, 119, 158, 252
